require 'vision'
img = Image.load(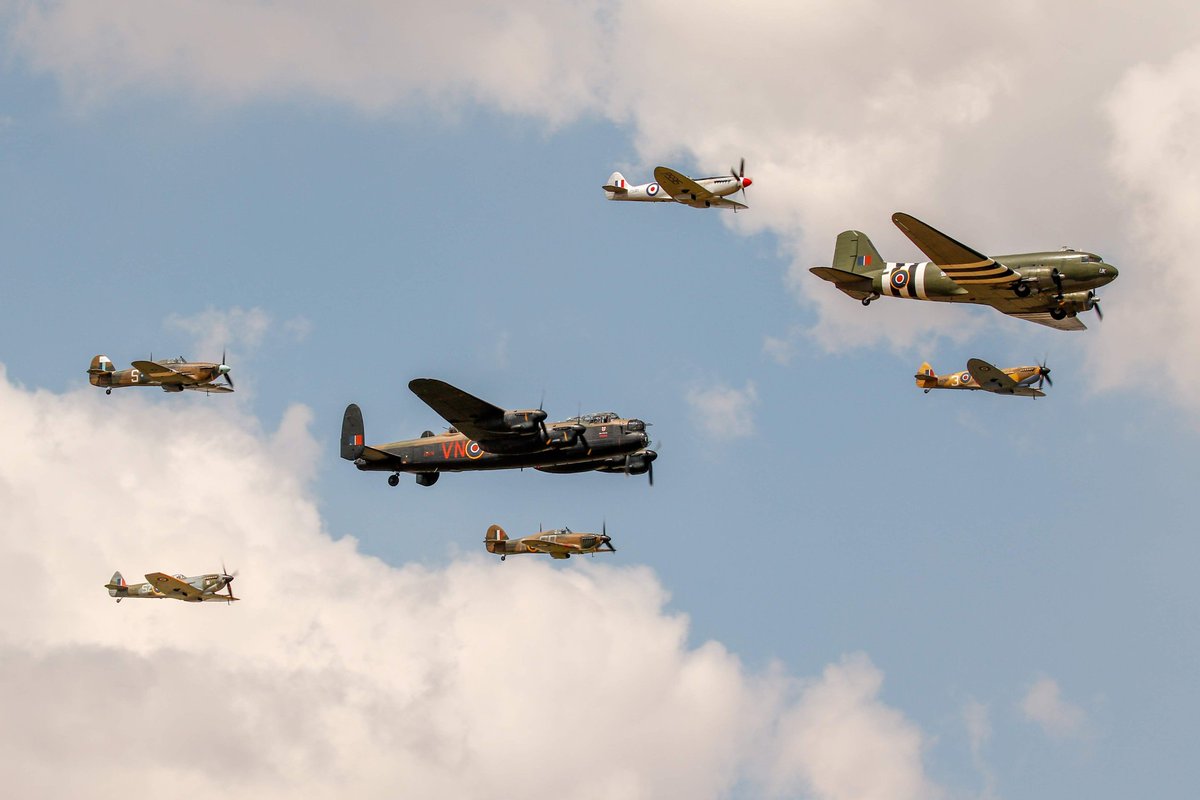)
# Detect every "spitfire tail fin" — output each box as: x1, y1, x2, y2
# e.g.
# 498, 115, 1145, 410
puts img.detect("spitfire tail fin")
341, 404, 365, 461
88, 355, 115, 387
833, 230, 884, 274
106, 571, 127, 596
485, 524, 508, 554
915, 362, 938, 389
602, 171, 629, 199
